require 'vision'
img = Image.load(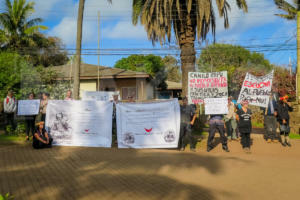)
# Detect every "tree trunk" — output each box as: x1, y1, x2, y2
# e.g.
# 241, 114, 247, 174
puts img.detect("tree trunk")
179, 15, 196, 98
73, 0, 85, 100
297, 11, 300, 103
